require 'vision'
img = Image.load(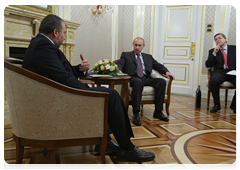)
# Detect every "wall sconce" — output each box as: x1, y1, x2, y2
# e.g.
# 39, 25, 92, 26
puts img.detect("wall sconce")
88, 5, 113, 15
